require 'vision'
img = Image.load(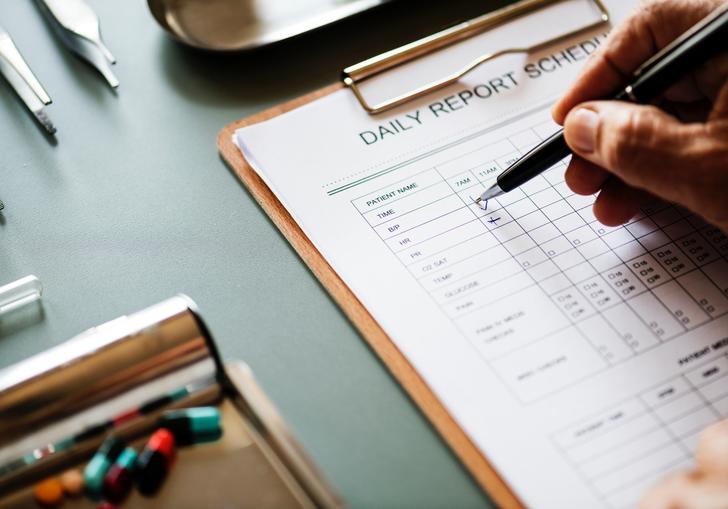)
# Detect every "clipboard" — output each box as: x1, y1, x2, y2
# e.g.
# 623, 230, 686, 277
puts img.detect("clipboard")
218, 86, 524, 507
218, 1, 611, 506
